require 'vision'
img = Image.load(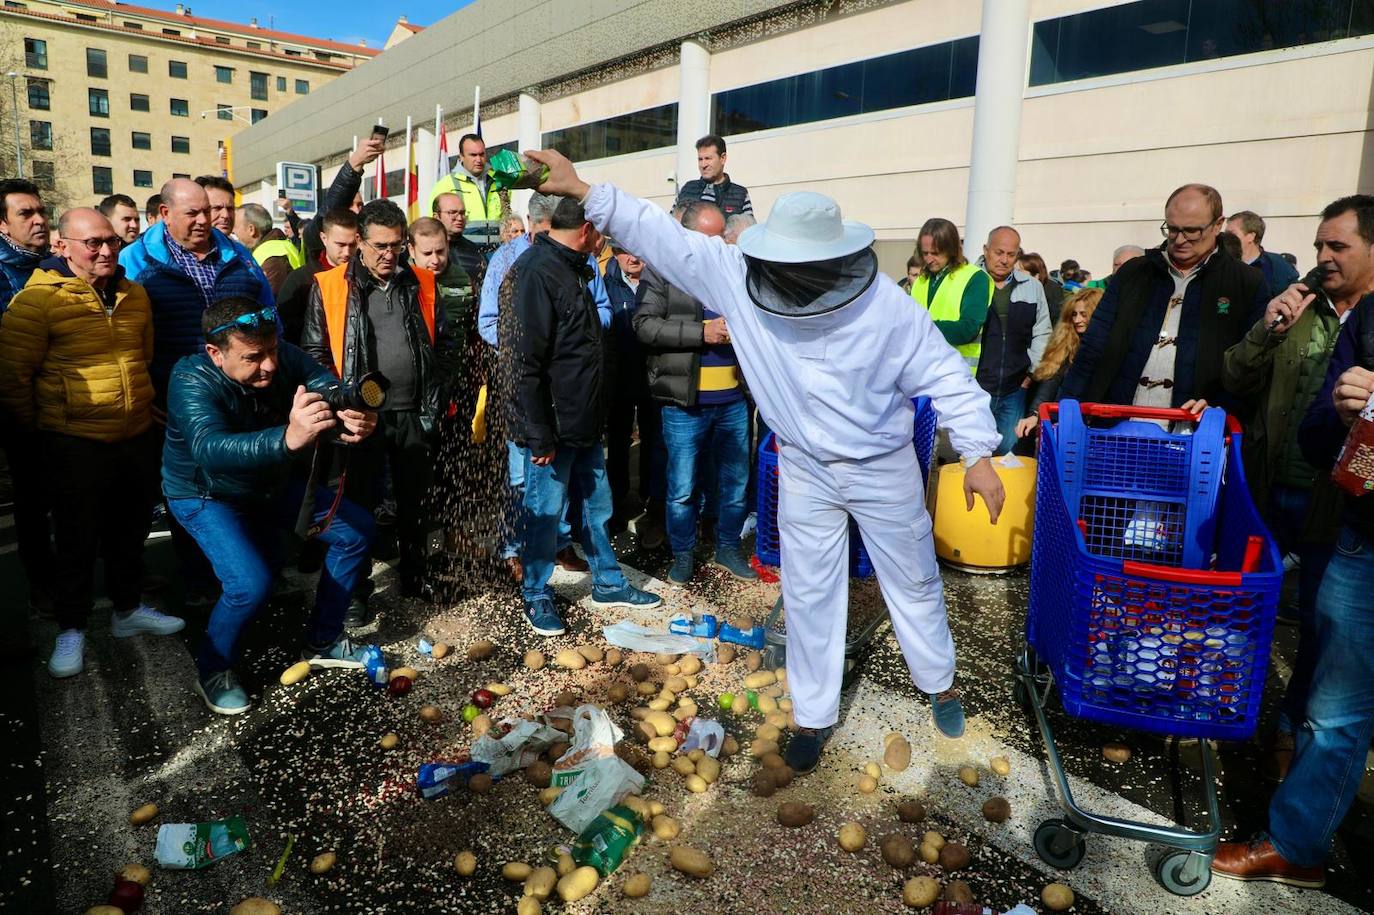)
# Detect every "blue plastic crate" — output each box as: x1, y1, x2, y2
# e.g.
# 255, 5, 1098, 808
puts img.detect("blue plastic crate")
755, 397, 937, 575
1028, 404, 1281, 741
